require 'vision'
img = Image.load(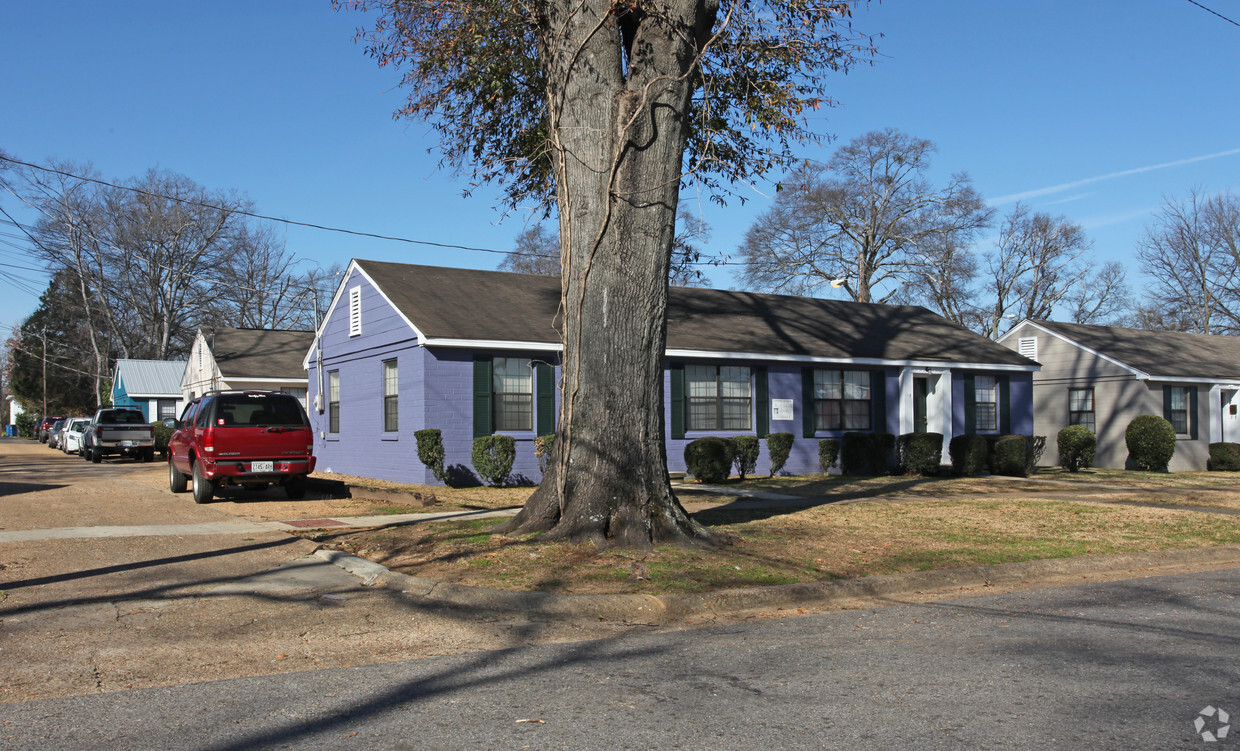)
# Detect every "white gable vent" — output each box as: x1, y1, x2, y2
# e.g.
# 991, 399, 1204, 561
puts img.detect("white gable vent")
348, 286, 362, 337
1018, 336, 1038, 361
